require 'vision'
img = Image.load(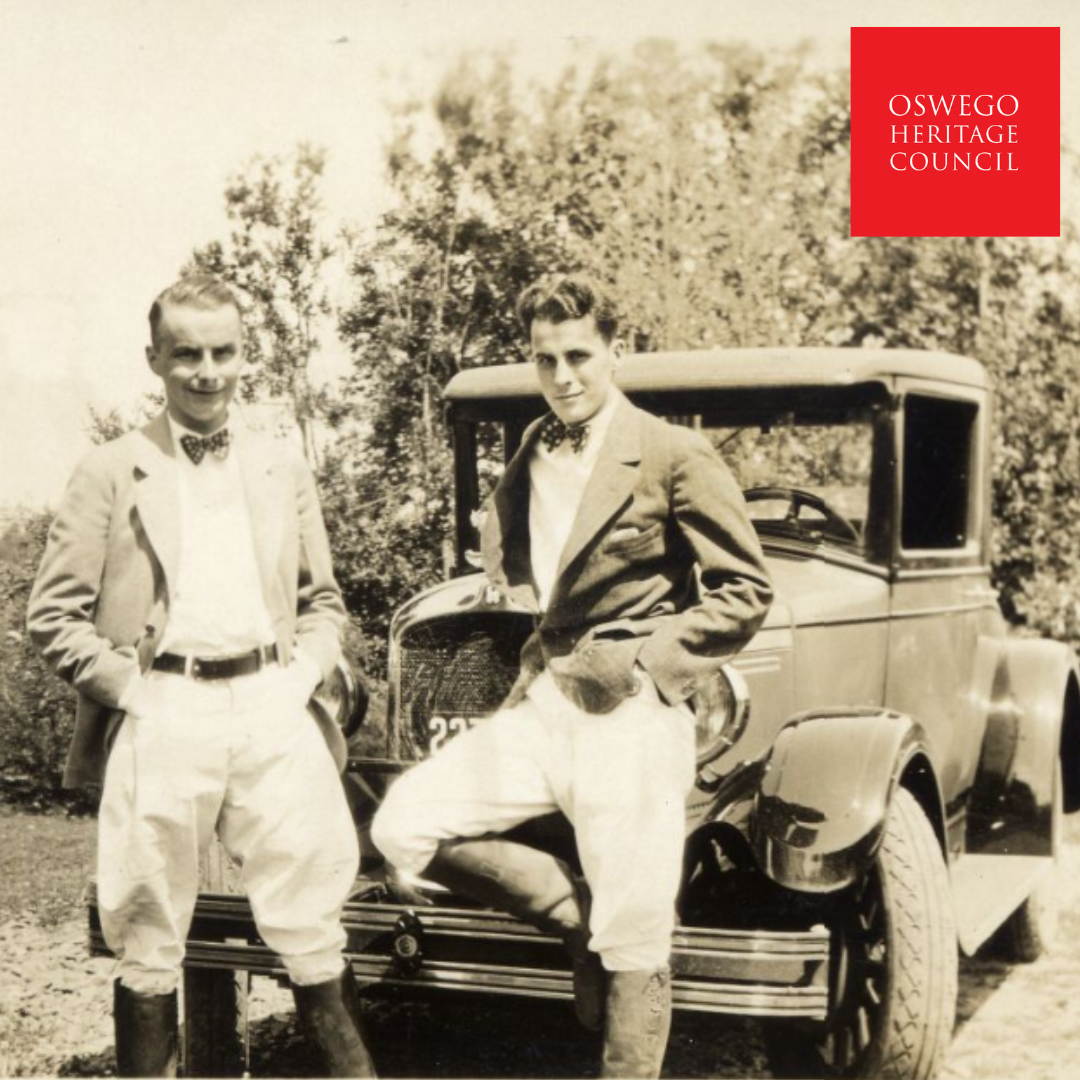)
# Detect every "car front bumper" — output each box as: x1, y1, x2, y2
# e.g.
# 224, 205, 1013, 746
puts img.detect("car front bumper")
88, 883, 830, 1021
